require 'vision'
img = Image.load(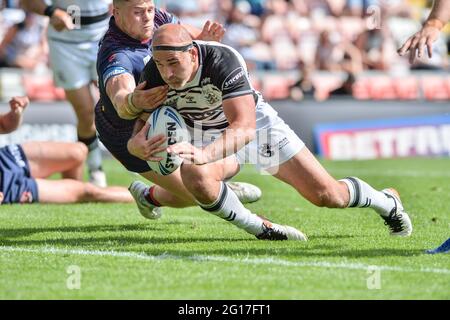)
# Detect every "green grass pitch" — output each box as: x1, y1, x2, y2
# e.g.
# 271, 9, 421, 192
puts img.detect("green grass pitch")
0, 158, 449, 299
